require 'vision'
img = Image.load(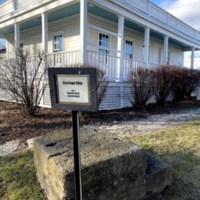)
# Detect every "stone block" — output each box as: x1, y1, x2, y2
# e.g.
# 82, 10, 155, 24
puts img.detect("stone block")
34, 128, 171, 200
145, 155, 172, 194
